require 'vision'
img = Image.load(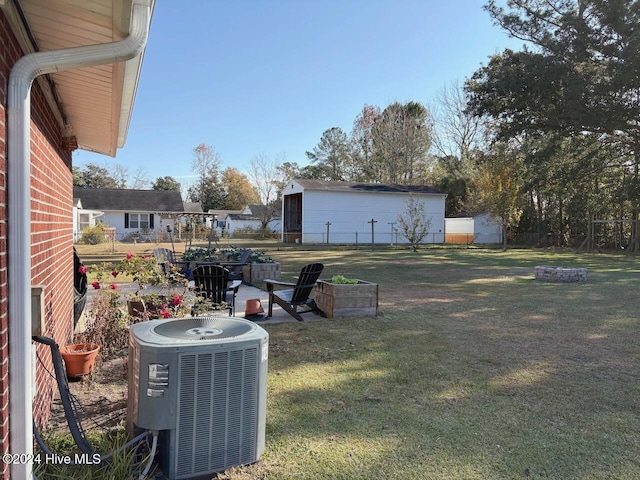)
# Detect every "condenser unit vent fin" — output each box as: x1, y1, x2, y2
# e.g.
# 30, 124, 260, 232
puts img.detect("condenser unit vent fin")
176, 346, 259, 476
